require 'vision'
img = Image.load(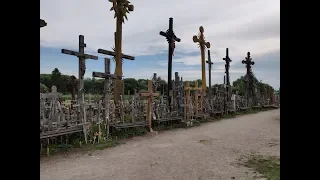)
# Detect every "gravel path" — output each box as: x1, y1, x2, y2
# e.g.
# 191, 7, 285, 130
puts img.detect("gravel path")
40, 109, 280, 180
